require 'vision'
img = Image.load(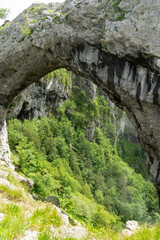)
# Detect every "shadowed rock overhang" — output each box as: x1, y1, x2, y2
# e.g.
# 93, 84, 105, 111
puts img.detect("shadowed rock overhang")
1, 0, 160, 200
